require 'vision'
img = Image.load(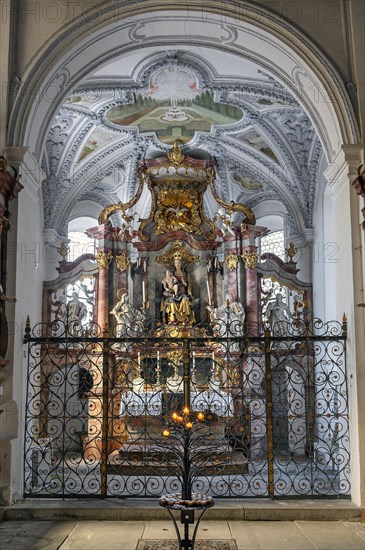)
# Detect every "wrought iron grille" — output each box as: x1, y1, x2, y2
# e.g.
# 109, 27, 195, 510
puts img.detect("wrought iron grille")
23, 316, 349, 499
